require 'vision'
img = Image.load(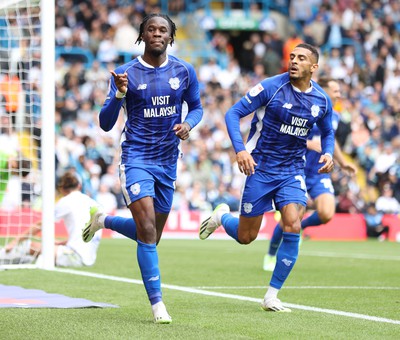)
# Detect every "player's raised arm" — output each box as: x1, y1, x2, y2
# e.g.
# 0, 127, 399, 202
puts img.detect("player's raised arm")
99, 70, 127, 132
